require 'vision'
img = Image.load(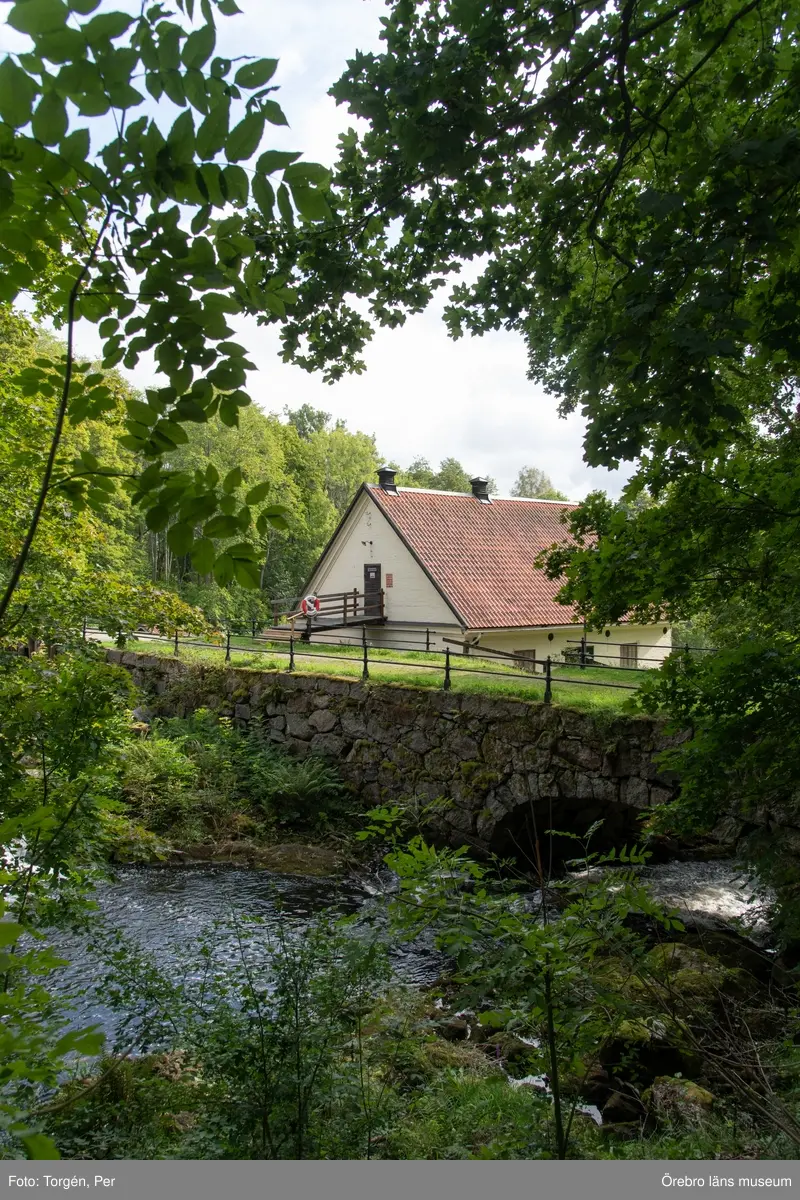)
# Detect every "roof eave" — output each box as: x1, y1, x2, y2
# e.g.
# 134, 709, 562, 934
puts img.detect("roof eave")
465, 617, 633, 633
